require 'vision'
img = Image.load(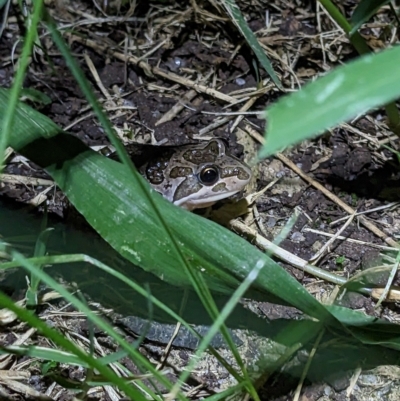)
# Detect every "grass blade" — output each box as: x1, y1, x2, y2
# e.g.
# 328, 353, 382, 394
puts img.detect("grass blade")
221, 0, 282, 89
